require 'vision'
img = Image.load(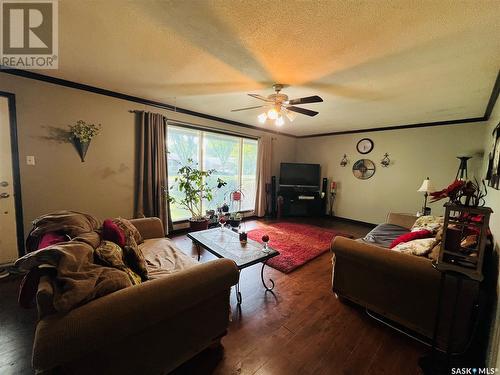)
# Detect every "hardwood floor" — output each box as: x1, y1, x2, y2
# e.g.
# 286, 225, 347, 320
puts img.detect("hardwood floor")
0, 275, 37, 374
0, 218, 425, 374
172, 218, 425, 375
